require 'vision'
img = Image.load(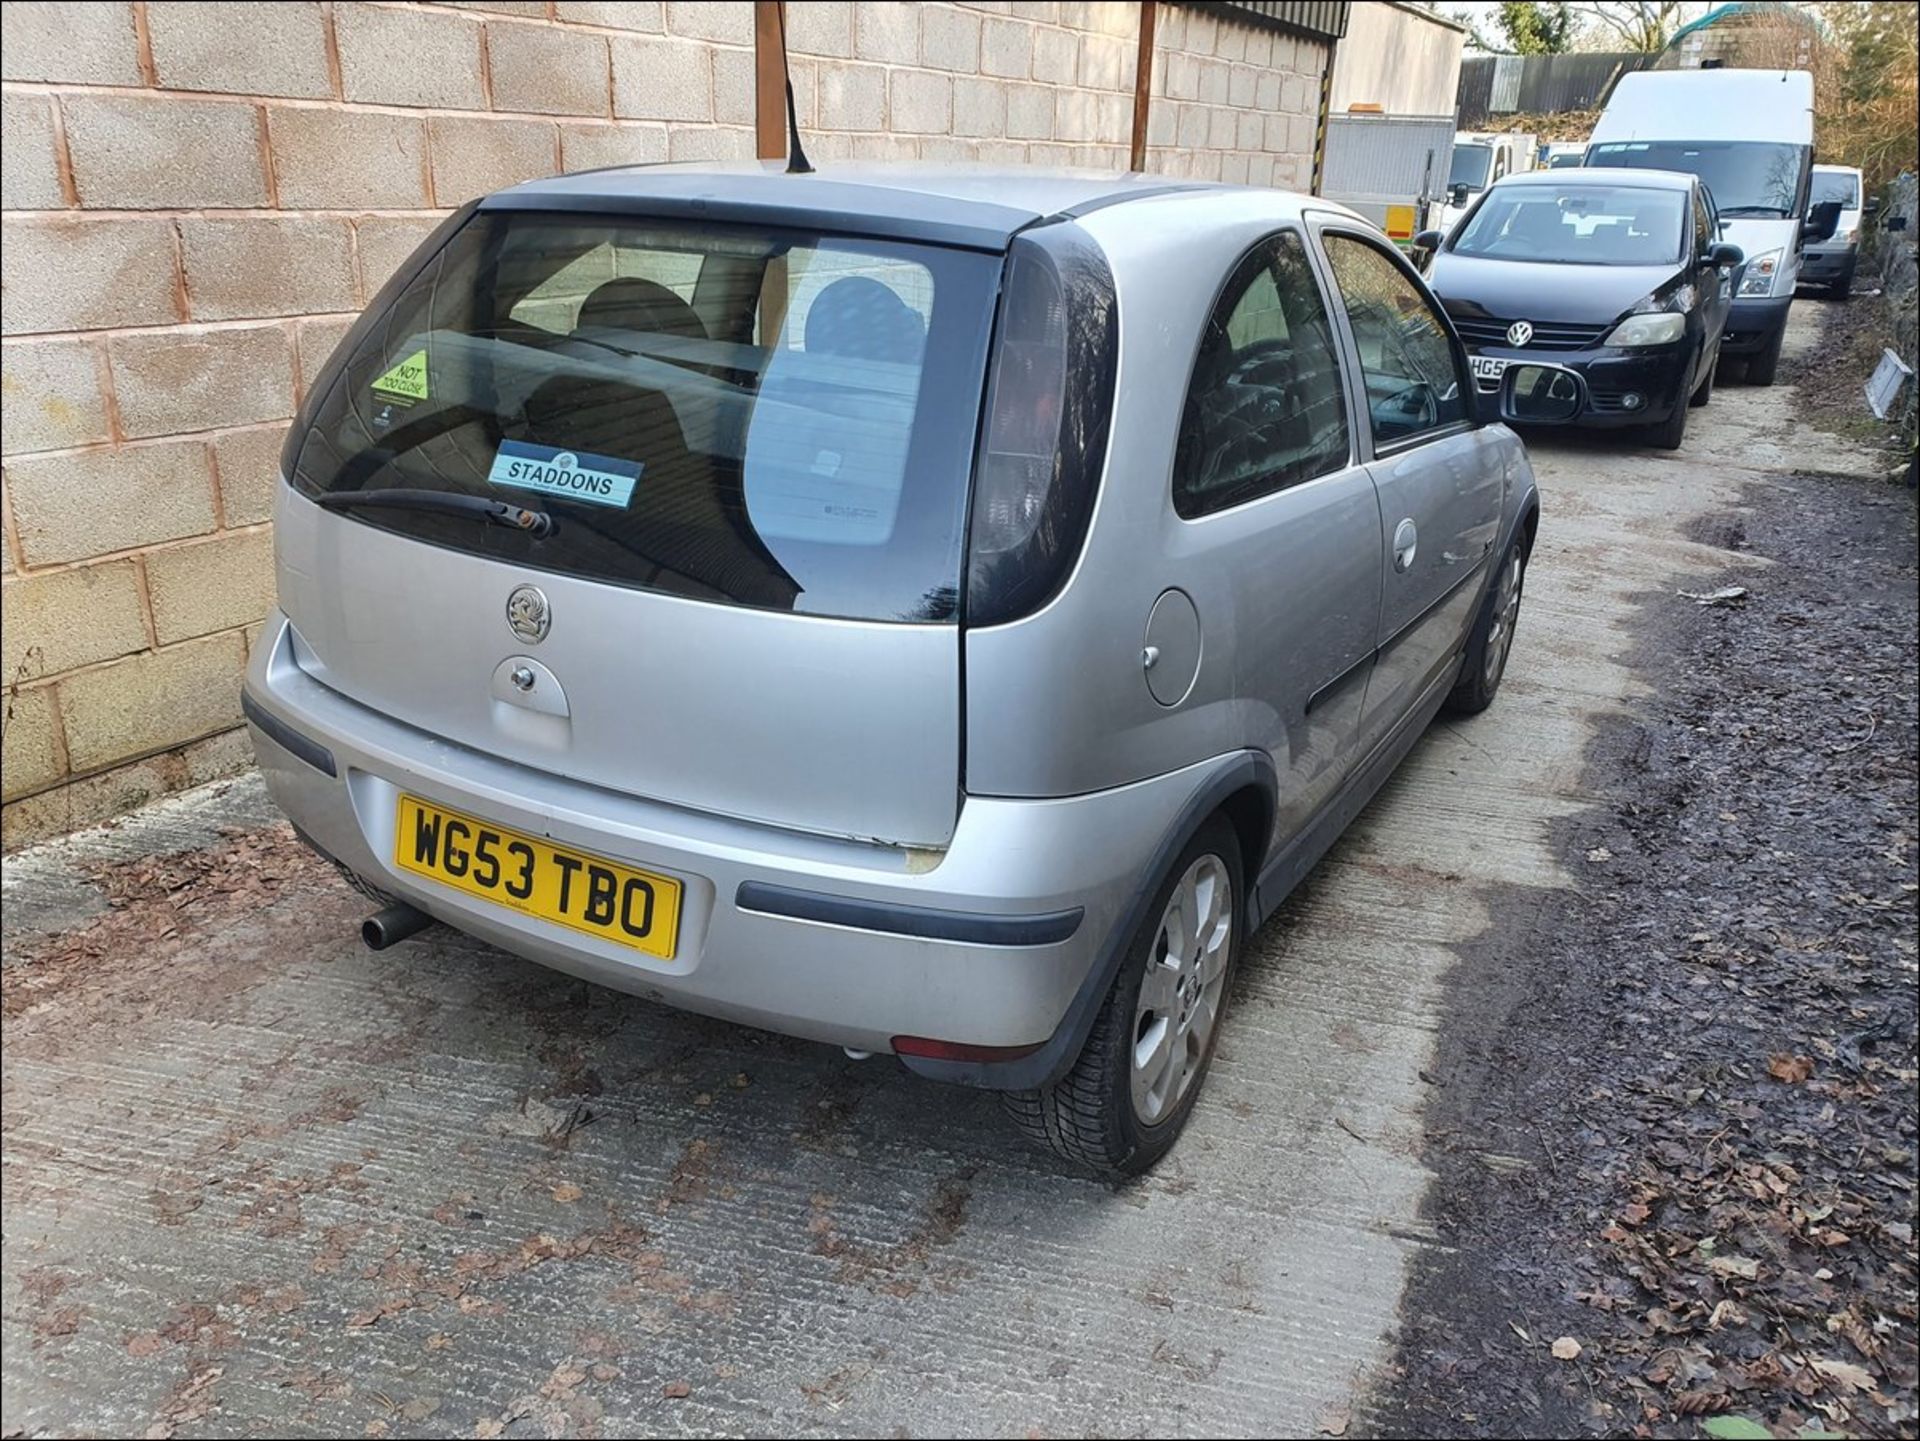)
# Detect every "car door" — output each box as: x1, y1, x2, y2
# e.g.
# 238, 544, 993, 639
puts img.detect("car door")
1314, 225, 1506, 755
1167, 229, 1383, 842
1694, 184, 1733, 355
